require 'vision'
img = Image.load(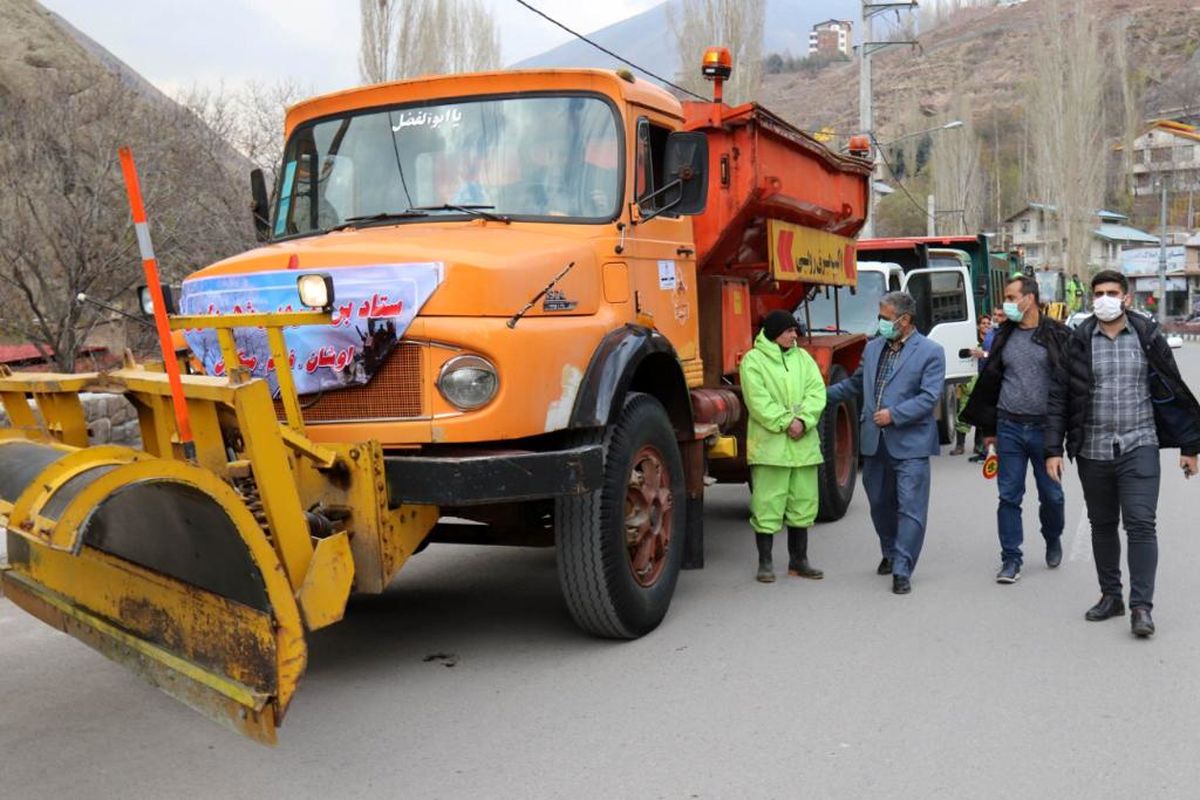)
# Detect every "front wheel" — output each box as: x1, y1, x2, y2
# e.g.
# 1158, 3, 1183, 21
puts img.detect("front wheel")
556, 392, 687, 639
